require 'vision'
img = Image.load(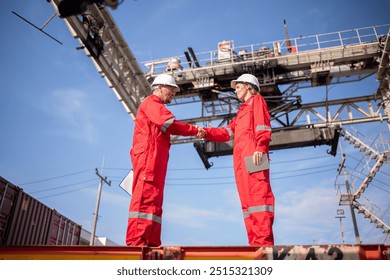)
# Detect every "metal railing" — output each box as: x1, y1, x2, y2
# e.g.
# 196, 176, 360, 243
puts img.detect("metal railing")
142, 24, 390, 75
